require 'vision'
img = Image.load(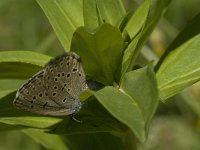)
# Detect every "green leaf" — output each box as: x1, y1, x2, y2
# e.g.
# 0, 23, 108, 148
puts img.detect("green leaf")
63, 133, 130, 150
0, 116, 62, 129
0, 122, 25, 131
0, 51, 51, 67
155, 12, 200, 71
156, 34, 200, 101
120, 65, 158, 129
0, 62, 41, 79
0, 92, 62, 129
23, 129, 69, 150
140, 0, 171, 40
121, 33, 142, 77
90, 65, 158, 141
165, 13, 200, 52
50, 99, 125, 135
90, 86, 145, 141
36, 0, 84, 51
121, 0, 151, 76
124, 0, 151, 39
0, 79, 25, 99
71, 24, 123, 85
83, 0, 100, 29
121, 0, 171, 77
97, 0, 126, 26
90, 66, 158, 142
0, 51, 51, 79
